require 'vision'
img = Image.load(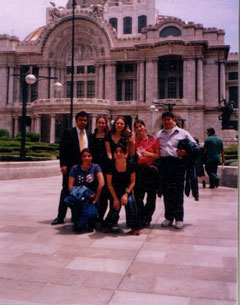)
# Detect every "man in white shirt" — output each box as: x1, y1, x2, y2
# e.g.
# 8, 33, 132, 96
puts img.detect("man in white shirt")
52, 111, 90, 225
156, 111, 196, 229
